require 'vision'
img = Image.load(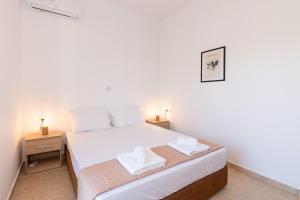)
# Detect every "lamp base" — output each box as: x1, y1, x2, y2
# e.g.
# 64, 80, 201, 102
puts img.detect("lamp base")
42, 127, 49, 136
155, 115, 160, 121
